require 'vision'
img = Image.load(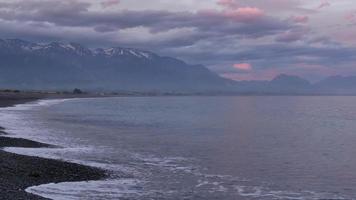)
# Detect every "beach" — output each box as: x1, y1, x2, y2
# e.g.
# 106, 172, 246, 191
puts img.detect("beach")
0, 93, 107, 200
